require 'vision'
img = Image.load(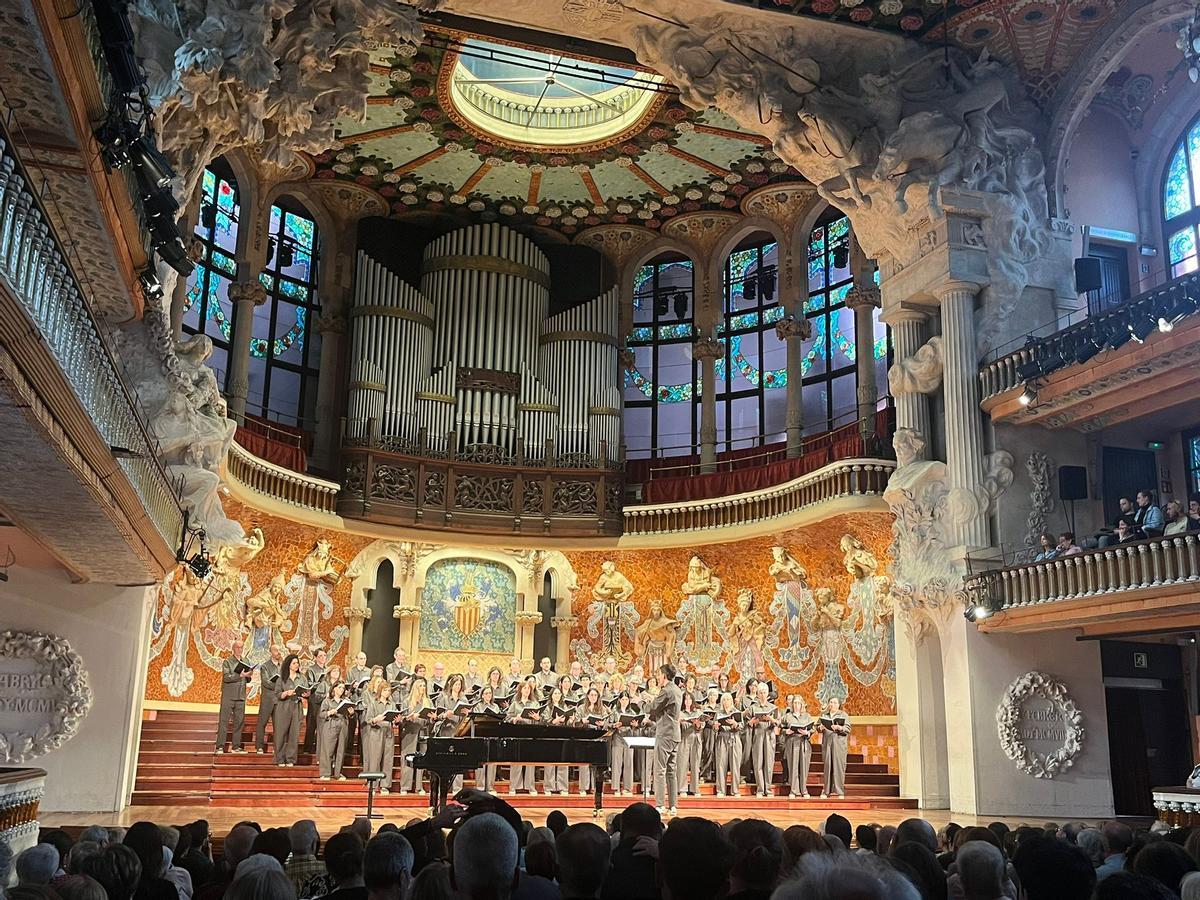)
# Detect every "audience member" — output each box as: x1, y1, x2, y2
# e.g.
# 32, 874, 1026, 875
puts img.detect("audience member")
855, 825, 878, 855
1093, 871, 1176, 899
176, 825, 212, 890
876, 826, 897, 857
658, 817, 732, 900
522, 843, 555, 883
16, 847, 59, 887
772, 850, 920, 899
78, 829, 109, 847
284, 822, 324, 896
251, 832, 290, 869
123, 823, 177, 900
450, 815, 516, 900
6, 887, 62, 900
1075, 829, 1105, 867
726, 819, 783, 900
81, 845, 141, 900
891, 841, 948, 900
405, 862, 451, 900
65, 844, 103, 879
1133, 840, 1199, 894
781, 825, 829, 873
1165, 500, 1189, 535
1183, 870, 1200, 900
156, 831, 190, 900
894, 818, 938, 854
1135, 490, 1165, 538
1032, 532, 1057, 562
953, 842, 1006, 900
555, 824, 609, 900
40, 834, 72, 875
545, 813, 568, 839
226, 867, 294, 900
57, 875, 107, 900
1, 837, 14, 889
599, 803, 661, 900
194, 825, 257, 900
313, 832, 363, 900
1097, 821, 1133, 880
823, 814, 852, 851
1010, 836, 1095, 900
1056, 533, 1082, 556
